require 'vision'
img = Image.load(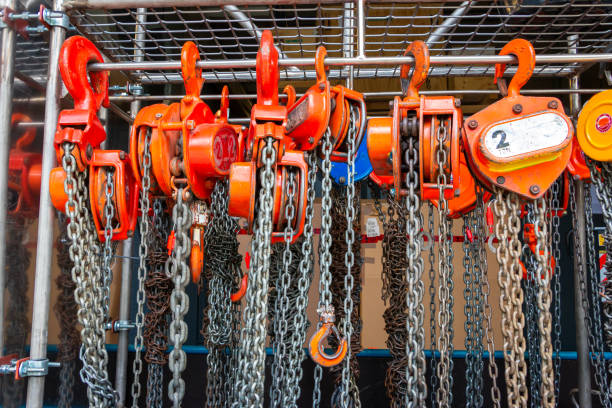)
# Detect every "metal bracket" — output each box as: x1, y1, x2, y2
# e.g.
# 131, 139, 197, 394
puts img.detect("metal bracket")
109, 83, 145, 96
104, 319, 136, 332
0, 358, 60, 379
38, 5, 71, 30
